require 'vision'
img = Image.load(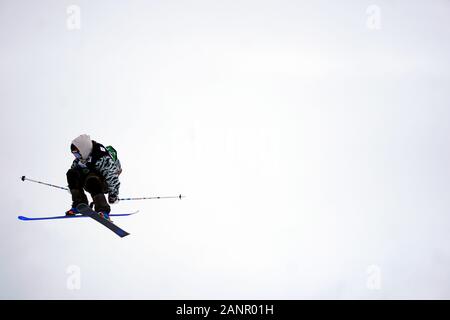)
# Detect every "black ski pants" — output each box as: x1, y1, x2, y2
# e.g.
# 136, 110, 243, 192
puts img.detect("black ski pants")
66, 168, 110, 213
